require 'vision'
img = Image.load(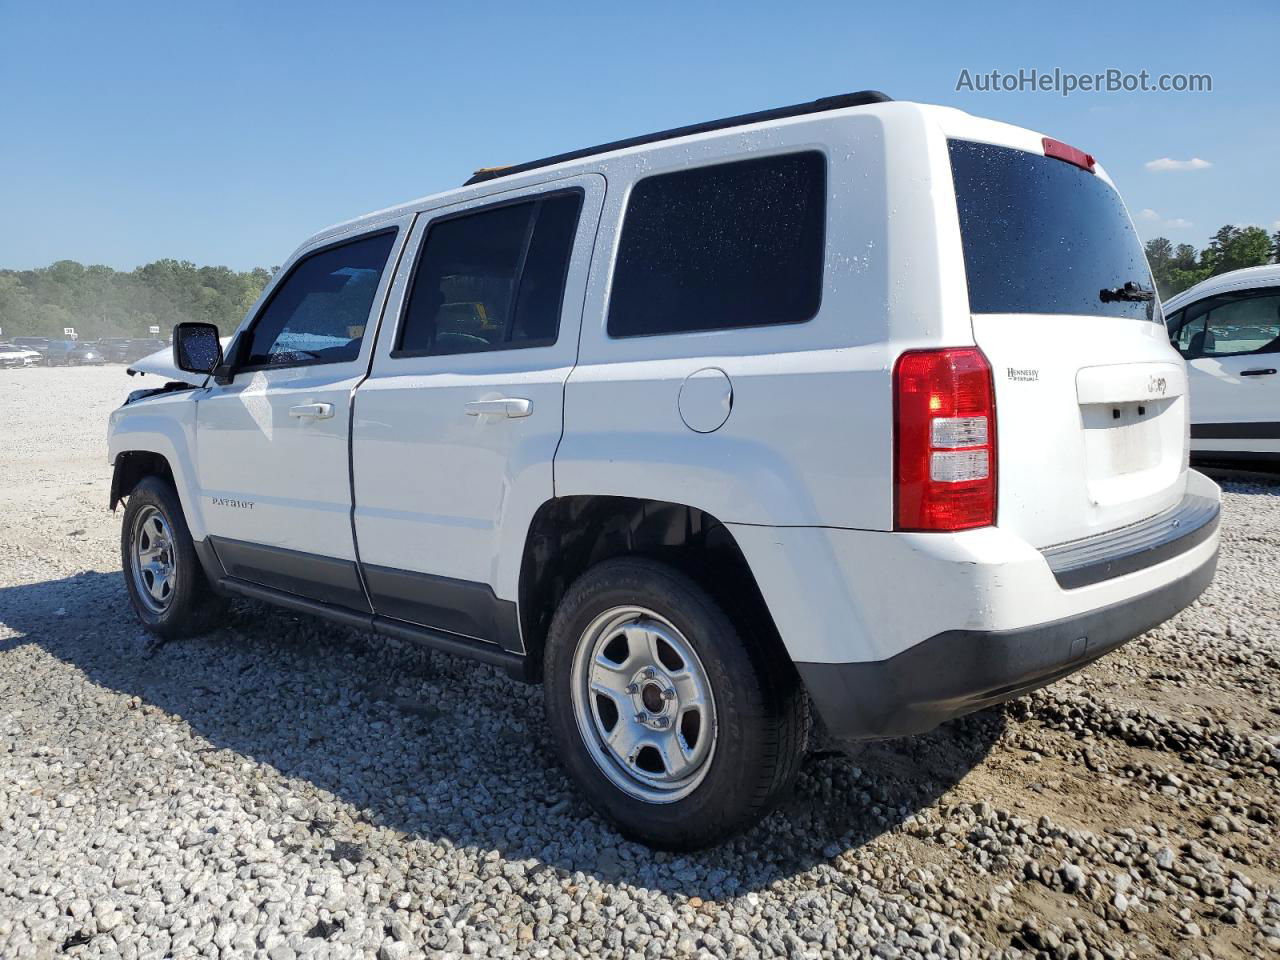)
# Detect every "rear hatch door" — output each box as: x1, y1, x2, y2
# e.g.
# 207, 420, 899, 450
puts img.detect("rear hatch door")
949, 138, 1187, 549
